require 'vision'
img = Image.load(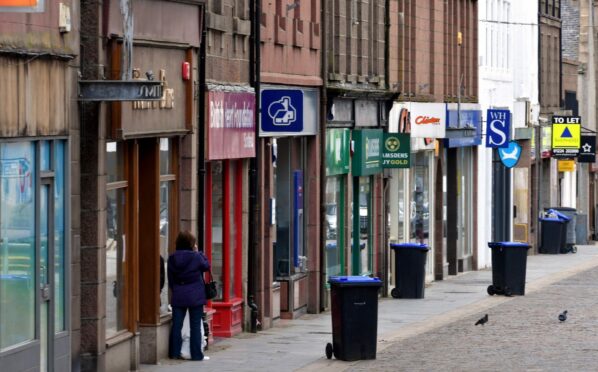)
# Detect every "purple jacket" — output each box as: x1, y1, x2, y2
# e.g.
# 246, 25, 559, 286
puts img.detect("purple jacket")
167, 250, 211, 308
